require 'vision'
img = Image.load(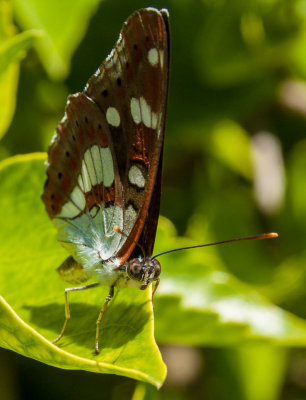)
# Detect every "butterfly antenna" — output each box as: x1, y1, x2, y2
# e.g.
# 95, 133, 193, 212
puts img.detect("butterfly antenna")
153, 232, 278, 259
113, 225, 146, 258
